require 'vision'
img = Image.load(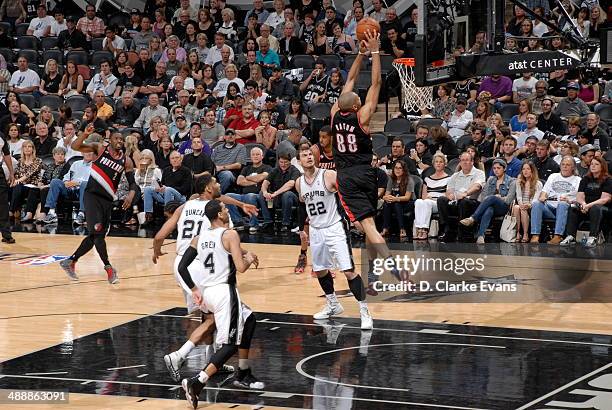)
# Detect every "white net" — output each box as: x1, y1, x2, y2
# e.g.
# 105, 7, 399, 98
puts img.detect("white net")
393, 59, 434, 115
